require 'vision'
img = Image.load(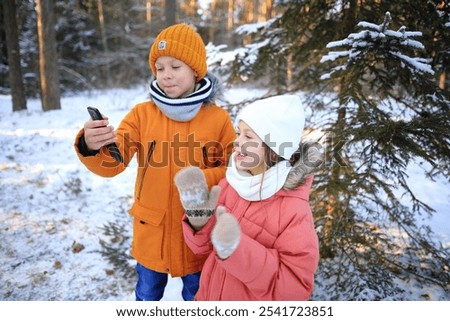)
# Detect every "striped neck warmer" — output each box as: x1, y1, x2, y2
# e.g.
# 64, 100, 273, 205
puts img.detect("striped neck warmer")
149, 77, 213, 122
